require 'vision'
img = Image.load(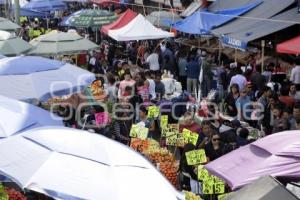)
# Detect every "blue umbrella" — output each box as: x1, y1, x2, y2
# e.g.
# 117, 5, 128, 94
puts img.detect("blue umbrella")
19, 8, 50, 17
0, 95, 63, 138
0, 56, 95, 102
22, 0, 67, 12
